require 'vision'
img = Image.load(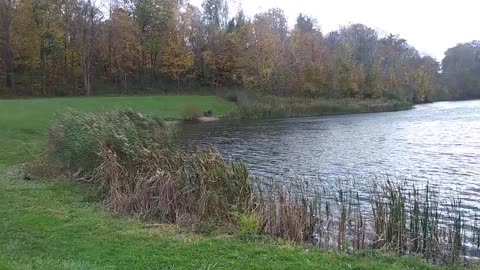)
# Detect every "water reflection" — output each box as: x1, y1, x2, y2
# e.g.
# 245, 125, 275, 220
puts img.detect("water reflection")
179, 100, 480, 216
